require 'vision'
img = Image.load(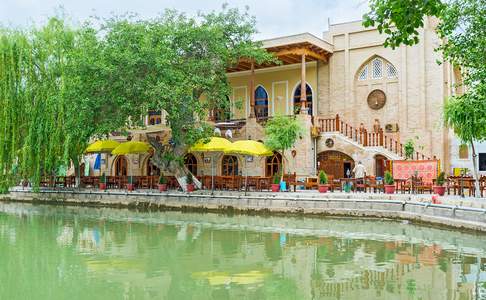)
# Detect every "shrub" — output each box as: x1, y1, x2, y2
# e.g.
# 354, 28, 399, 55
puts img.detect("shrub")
128, 176, 134, 184
159, 175, 167, 184
100, 173, 106, 183
272, 172, 280, 185
384, 171, 394, 185
318, 170, 328, 184
436, 171, 445, 186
